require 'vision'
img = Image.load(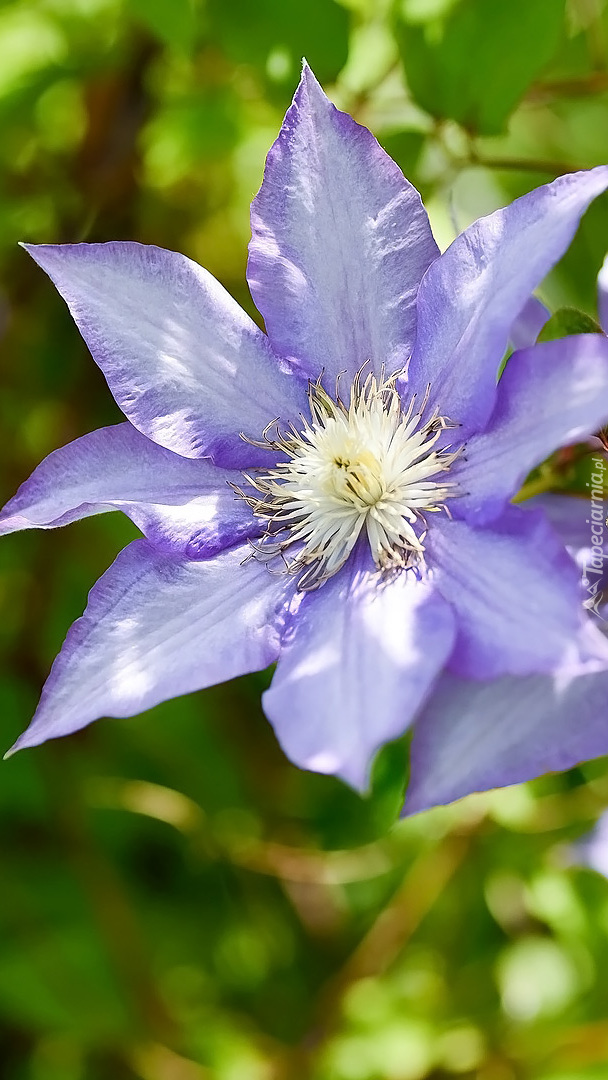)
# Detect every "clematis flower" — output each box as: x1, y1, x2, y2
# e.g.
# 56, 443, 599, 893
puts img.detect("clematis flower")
599, 252, 608, 335
573, 808, 608, 879
509, 295, 550, 351
3, 64, 608, 792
